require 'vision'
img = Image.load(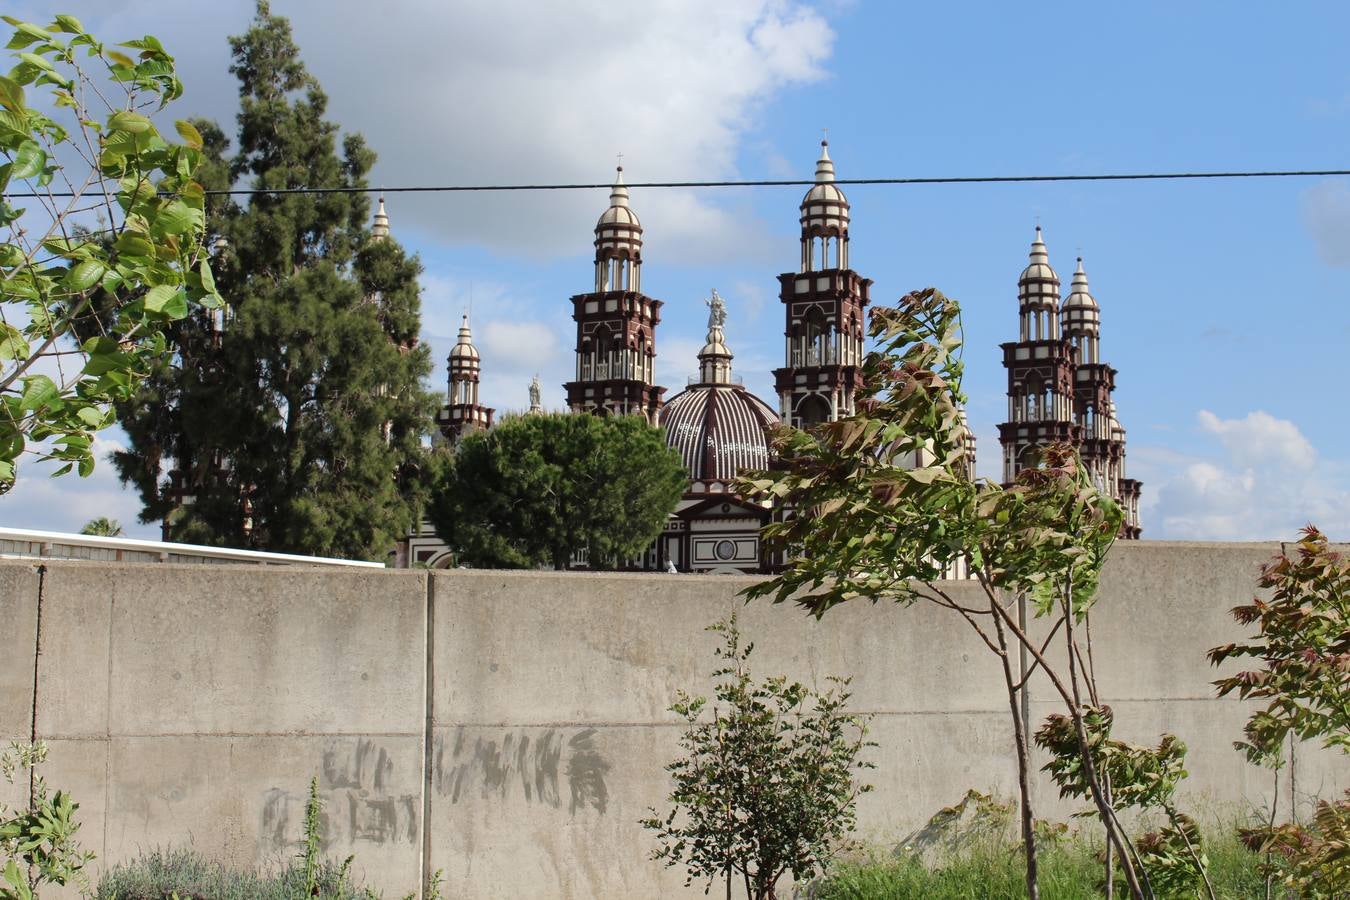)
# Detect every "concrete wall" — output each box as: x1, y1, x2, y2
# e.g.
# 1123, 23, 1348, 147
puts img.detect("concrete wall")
2, 542, 1346, 897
